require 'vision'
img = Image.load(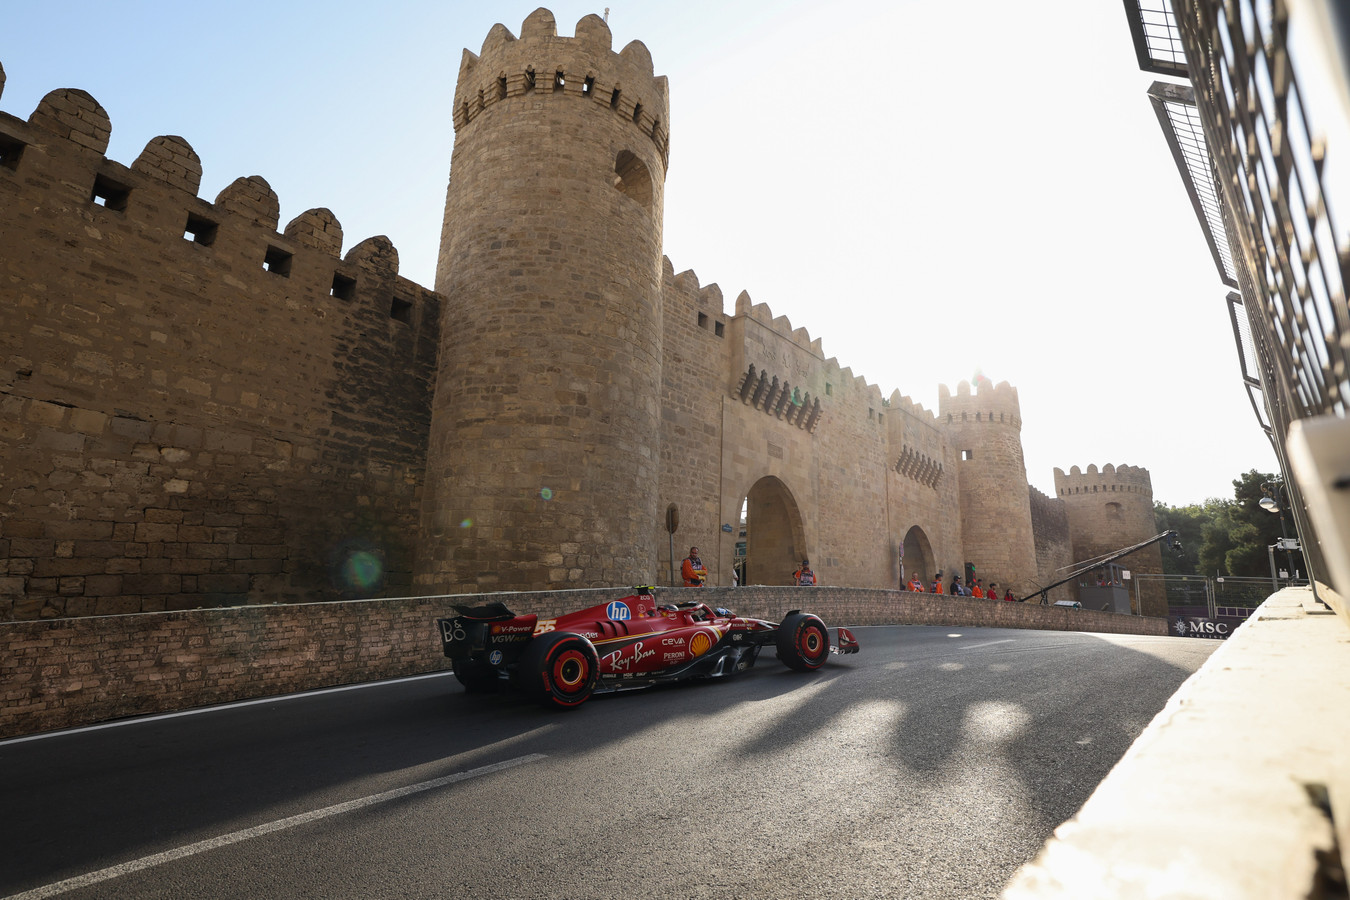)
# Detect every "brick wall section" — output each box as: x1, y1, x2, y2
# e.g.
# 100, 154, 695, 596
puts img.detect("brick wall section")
0, 586, 1166, 739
